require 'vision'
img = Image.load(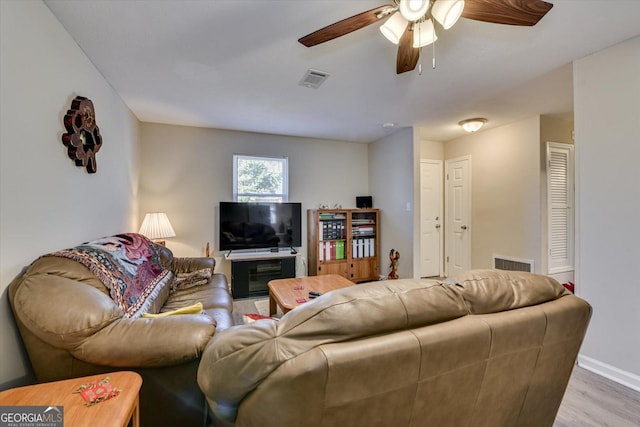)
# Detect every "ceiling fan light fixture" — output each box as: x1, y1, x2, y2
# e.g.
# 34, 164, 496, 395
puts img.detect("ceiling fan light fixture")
399, 0, 431, 22
459, 118, 487, 133
413, 19, 437, 48
380, 12, 409, 44
432, 0, 465, 30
